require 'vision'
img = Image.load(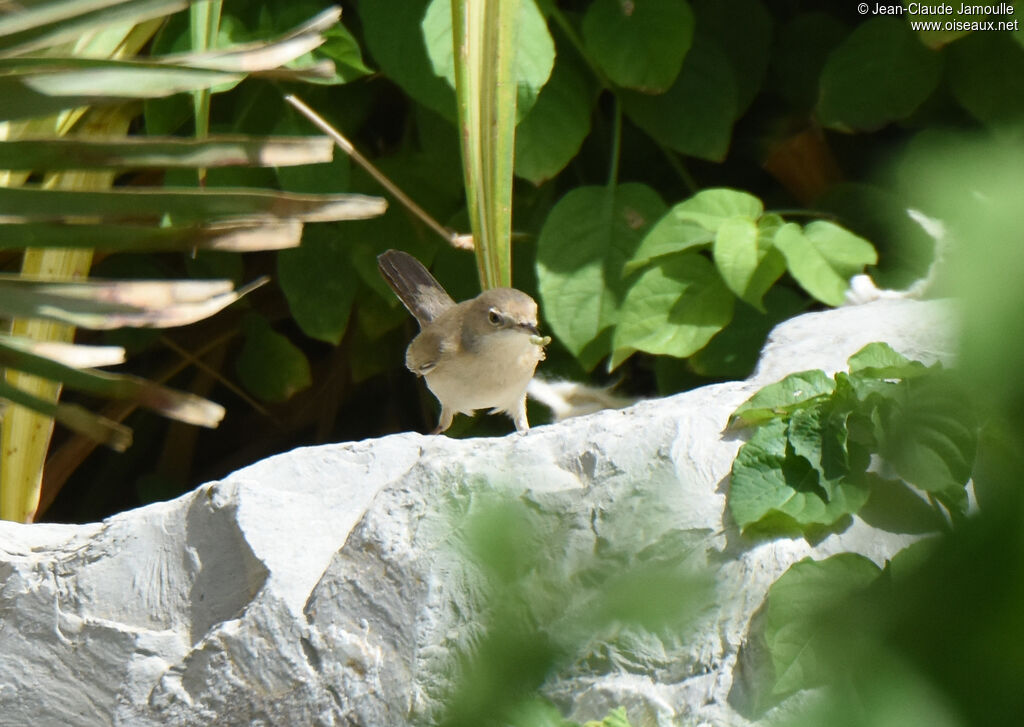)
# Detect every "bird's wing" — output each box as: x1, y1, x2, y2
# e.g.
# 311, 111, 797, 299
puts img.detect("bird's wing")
378, 249, 456, 327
